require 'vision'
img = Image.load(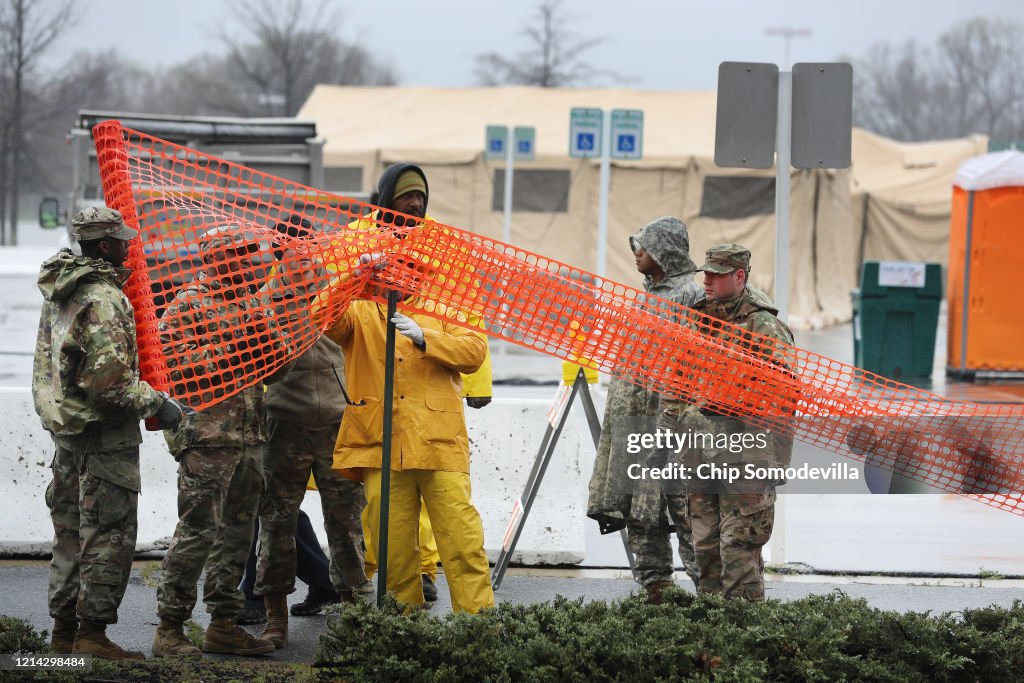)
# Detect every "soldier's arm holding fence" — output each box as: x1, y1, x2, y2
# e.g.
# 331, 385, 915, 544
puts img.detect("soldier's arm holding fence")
75, 292, 164, 419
